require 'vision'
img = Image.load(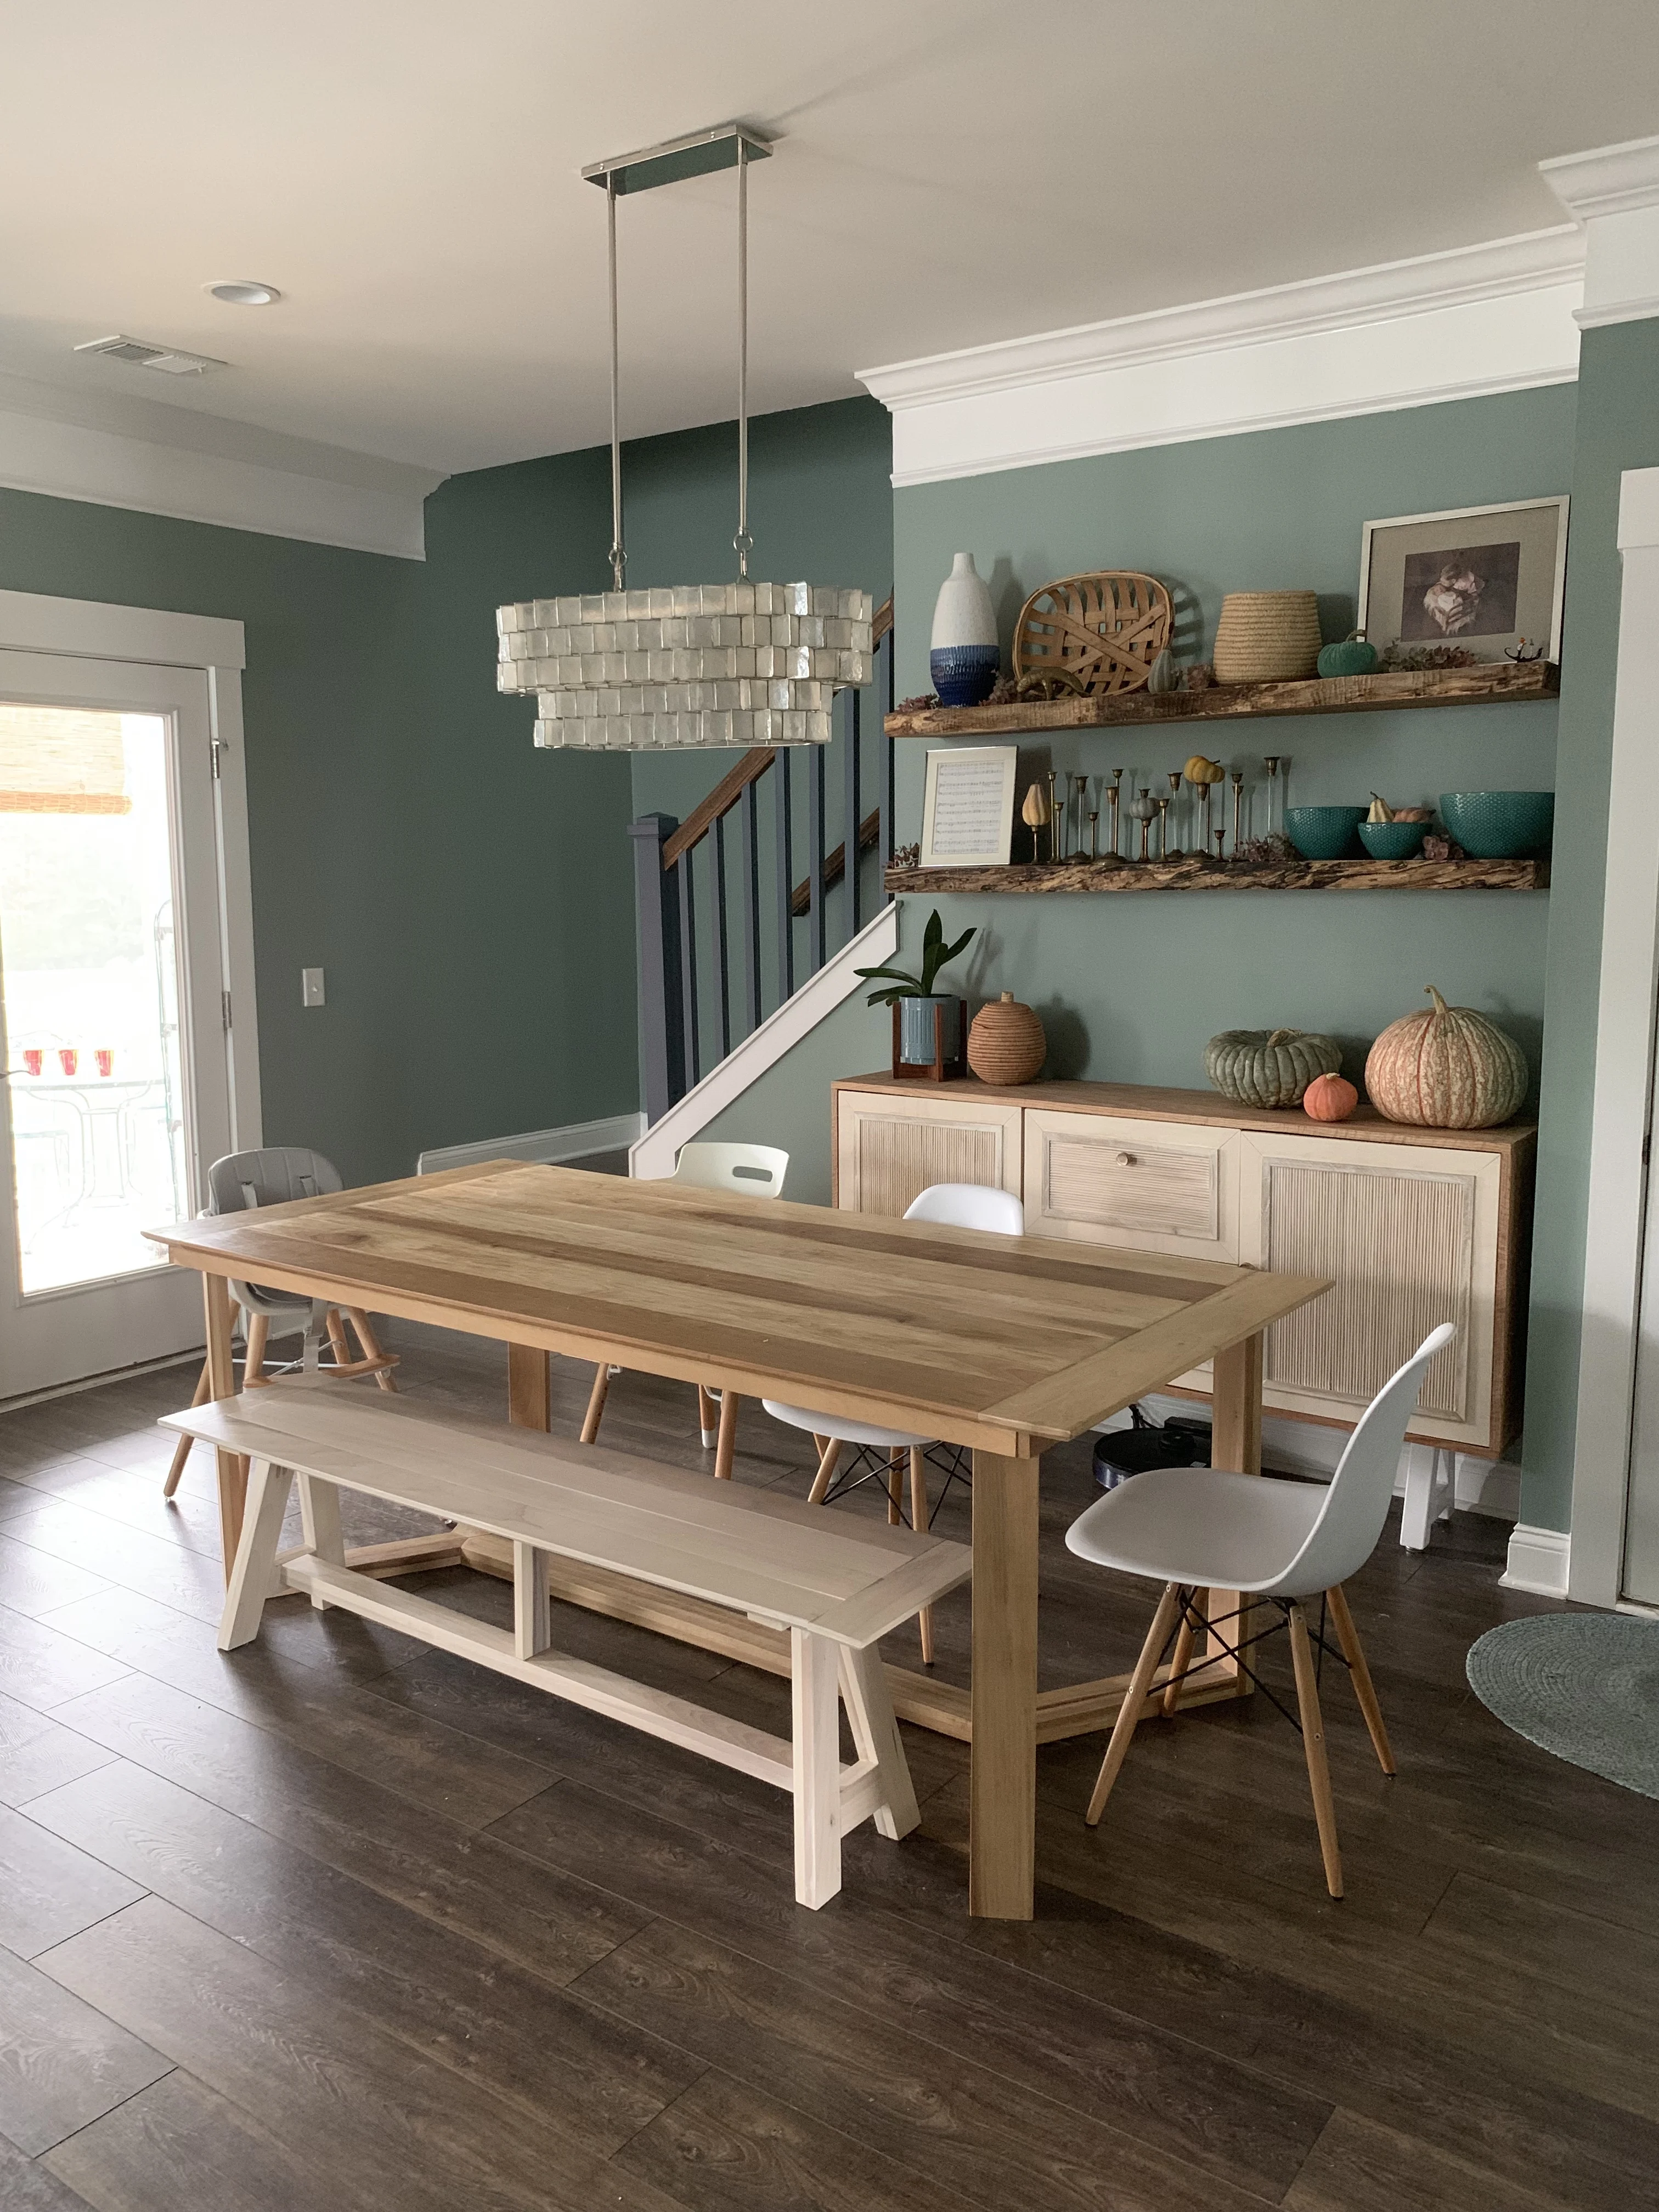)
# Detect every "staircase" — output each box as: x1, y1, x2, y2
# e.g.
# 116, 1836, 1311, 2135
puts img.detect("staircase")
629, 598, 897, 1167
